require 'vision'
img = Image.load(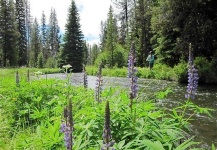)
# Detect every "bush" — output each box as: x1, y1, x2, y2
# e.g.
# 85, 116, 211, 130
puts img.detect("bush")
194, 57, 217, 84
174, 61, 188, 83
